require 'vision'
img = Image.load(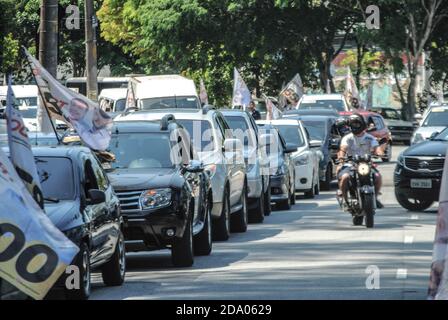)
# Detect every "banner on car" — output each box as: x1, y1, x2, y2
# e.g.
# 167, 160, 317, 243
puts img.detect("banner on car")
280, 73, 304, 104
0, 148, 79, 300
232, 68, 251, 109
